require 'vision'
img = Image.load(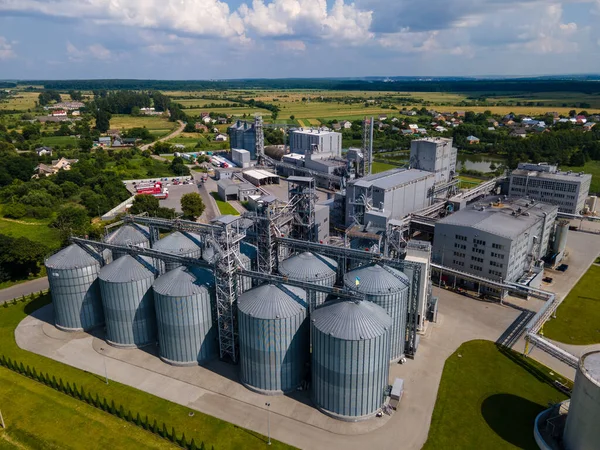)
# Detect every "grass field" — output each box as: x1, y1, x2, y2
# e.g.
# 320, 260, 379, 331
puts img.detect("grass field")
562, 160, 600, 194
109, 115, 176, 137
32, 135, 79, 147
0, 92, 39, 111
423, 340, 569, 450
372, 161, 401, 174
210, 192, 240, 215
0, 296, 291, 449
544, 265, 600, 345
0, 217, 61, 250
186, 107, 271, 118
0, 368, 175, 449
